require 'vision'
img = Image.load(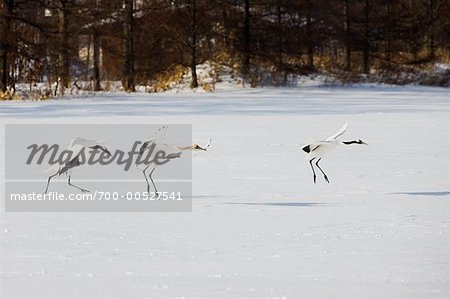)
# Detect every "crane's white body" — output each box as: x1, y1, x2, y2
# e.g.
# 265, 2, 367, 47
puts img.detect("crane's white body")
304, 122, 348, 160
136, 142, 184, 171
44, 138, 110, 193
46, 137, 104, 175
304, 140, 340, 160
